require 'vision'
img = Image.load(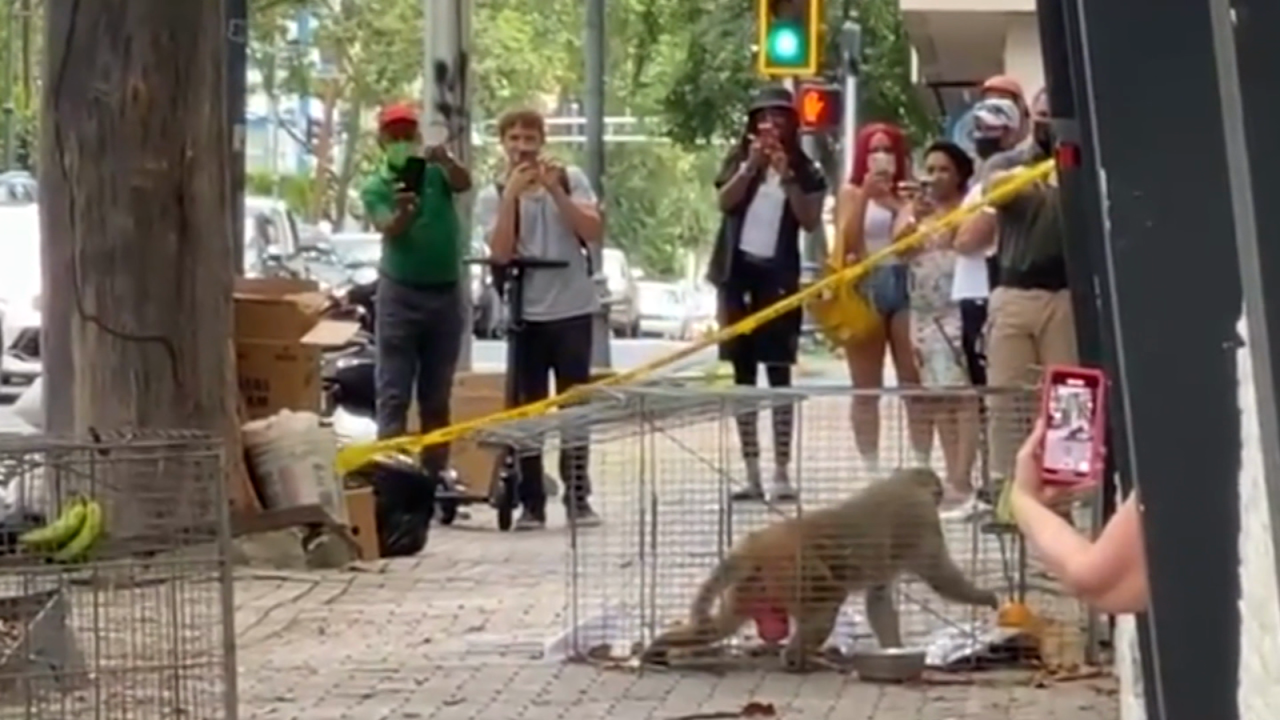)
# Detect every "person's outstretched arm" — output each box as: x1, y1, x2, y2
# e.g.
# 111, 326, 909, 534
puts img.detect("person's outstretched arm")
1010, 423, 1150, 614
